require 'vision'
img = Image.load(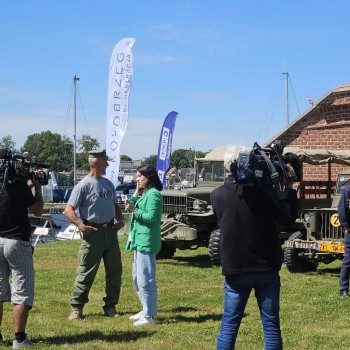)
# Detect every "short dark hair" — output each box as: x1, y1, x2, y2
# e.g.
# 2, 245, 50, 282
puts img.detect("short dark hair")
137, 165, 163, 191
